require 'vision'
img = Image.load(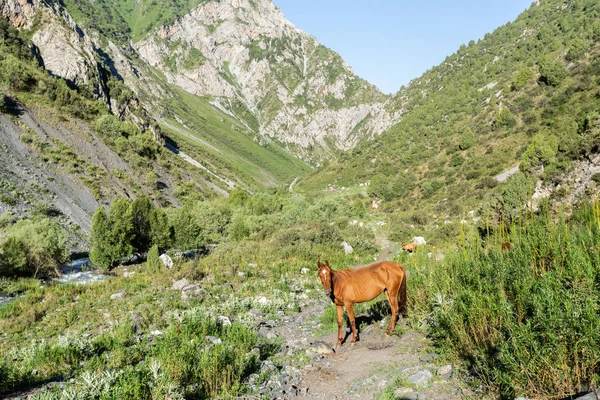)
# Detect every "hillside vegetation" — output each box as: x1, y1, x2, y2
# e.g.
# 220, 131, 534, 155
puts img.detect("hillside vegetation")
300, 0, 600, 222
